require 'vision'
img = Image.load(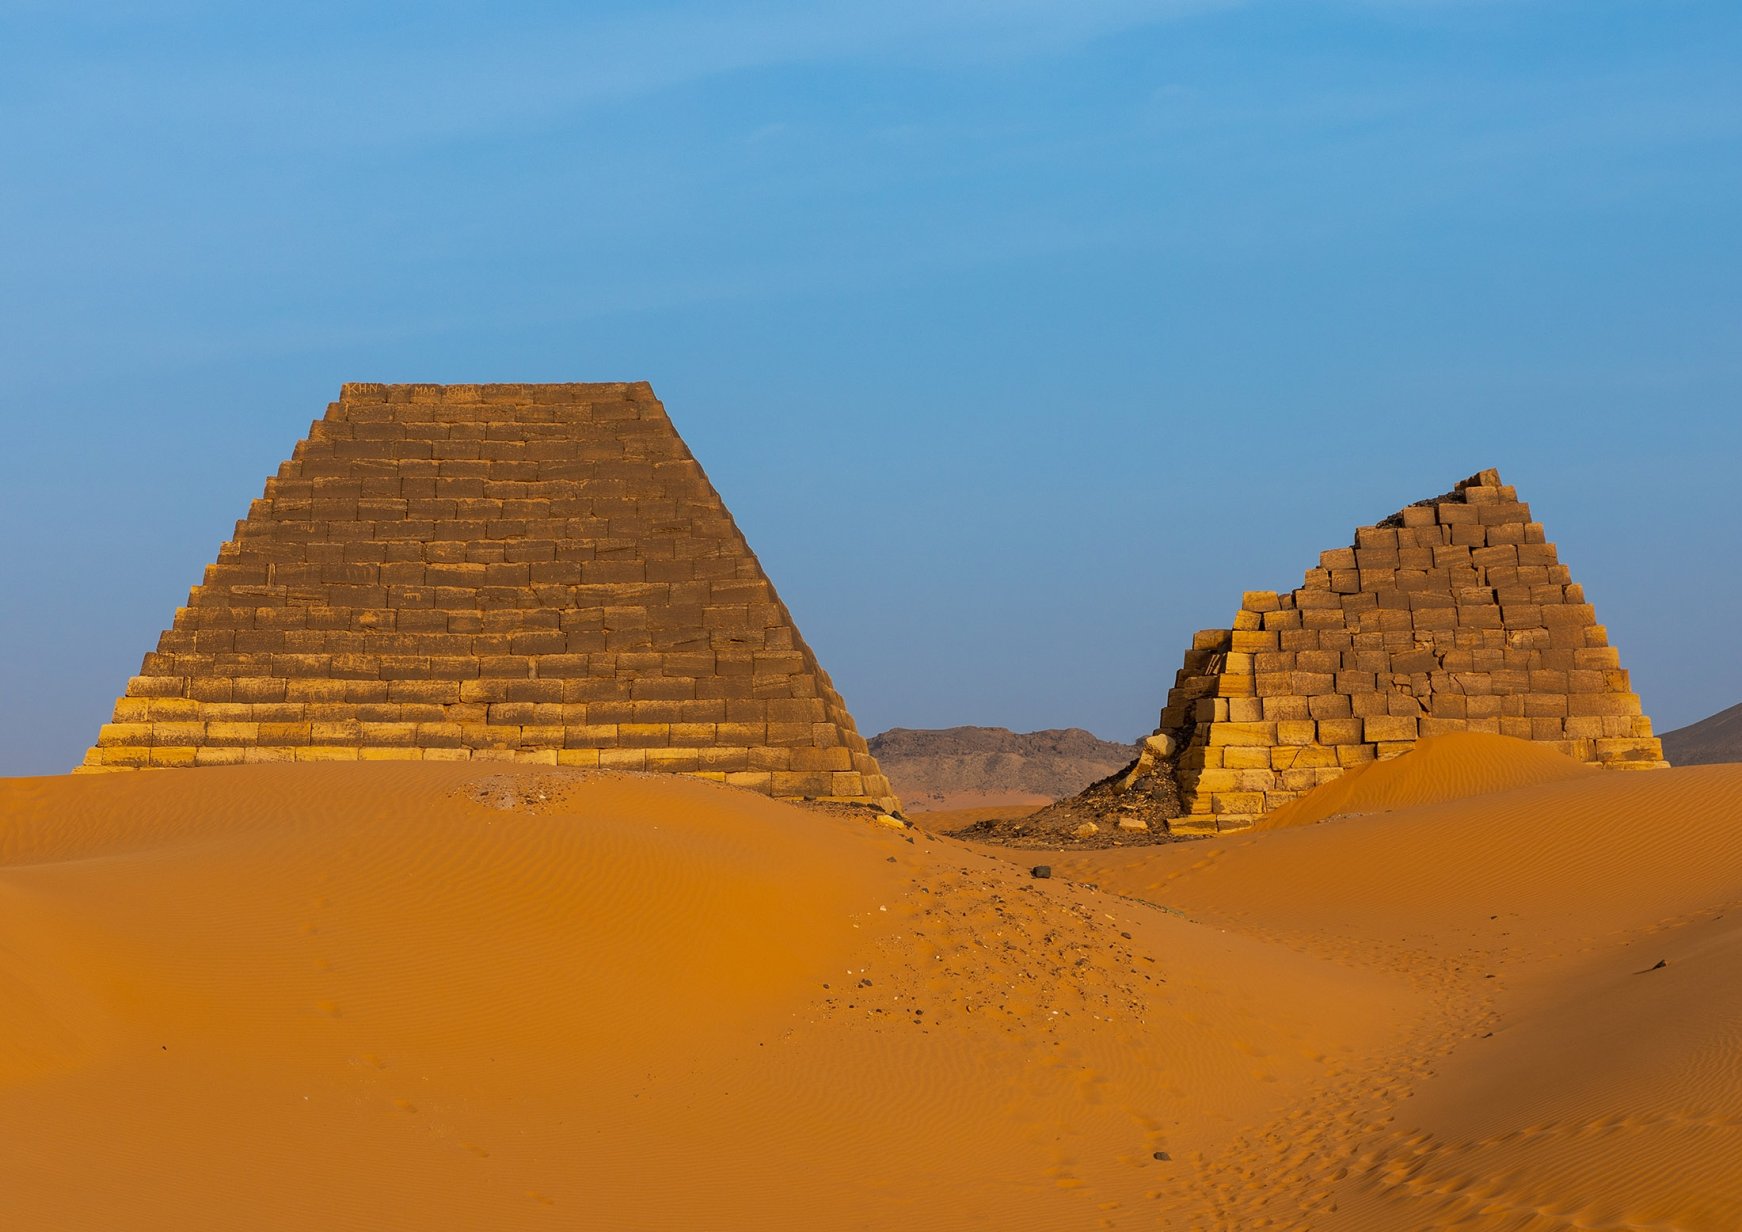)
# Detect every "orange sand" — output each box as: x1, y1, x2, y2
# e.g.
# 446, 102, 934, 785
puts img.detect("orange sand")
1258, 730, 1600, 829
4, 739, 1740, 1229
